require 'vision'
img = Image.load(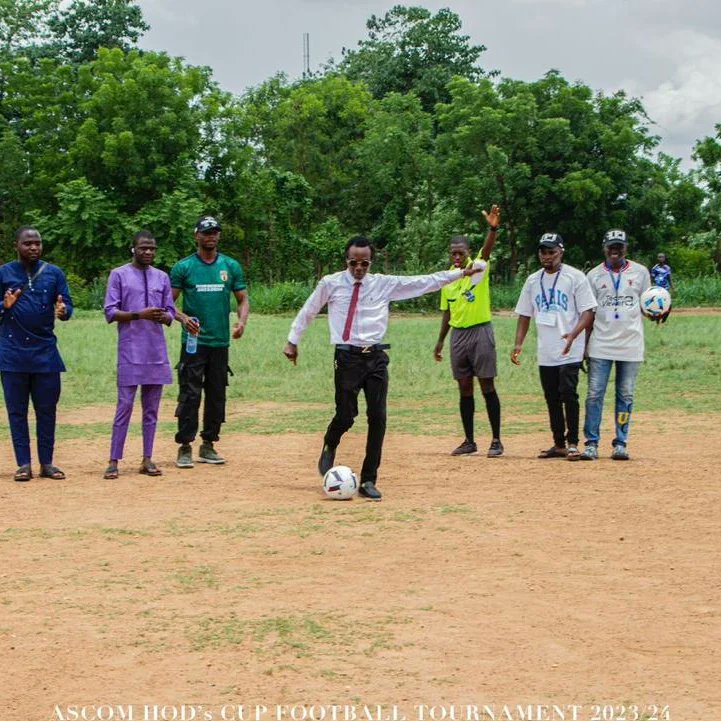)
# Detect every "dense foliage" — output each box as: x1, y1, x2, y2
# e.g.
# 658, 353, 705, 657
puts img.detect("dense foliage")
1, 2, 719, 286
